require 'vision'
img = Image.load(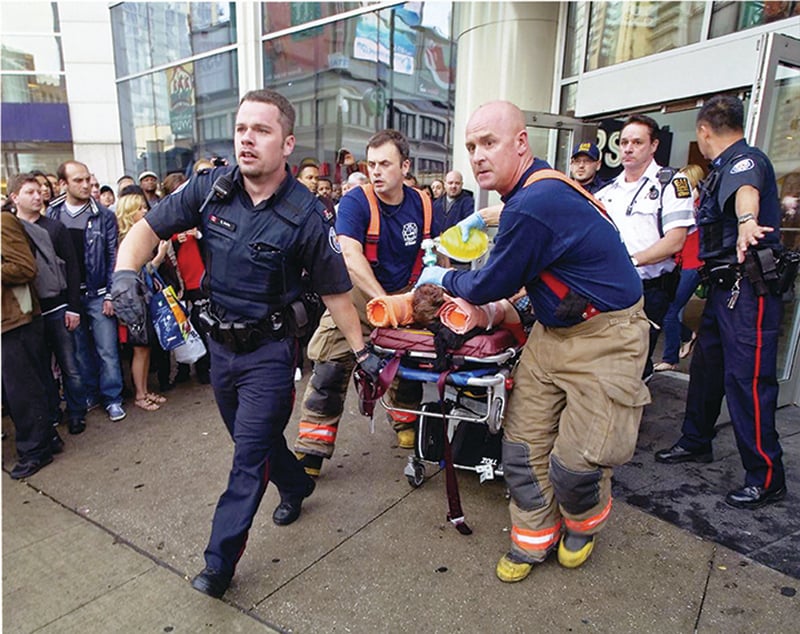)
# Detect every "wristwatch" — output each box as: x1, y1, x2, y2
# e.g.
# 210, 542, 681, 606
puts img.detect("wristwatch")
737, 213, 756, 225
